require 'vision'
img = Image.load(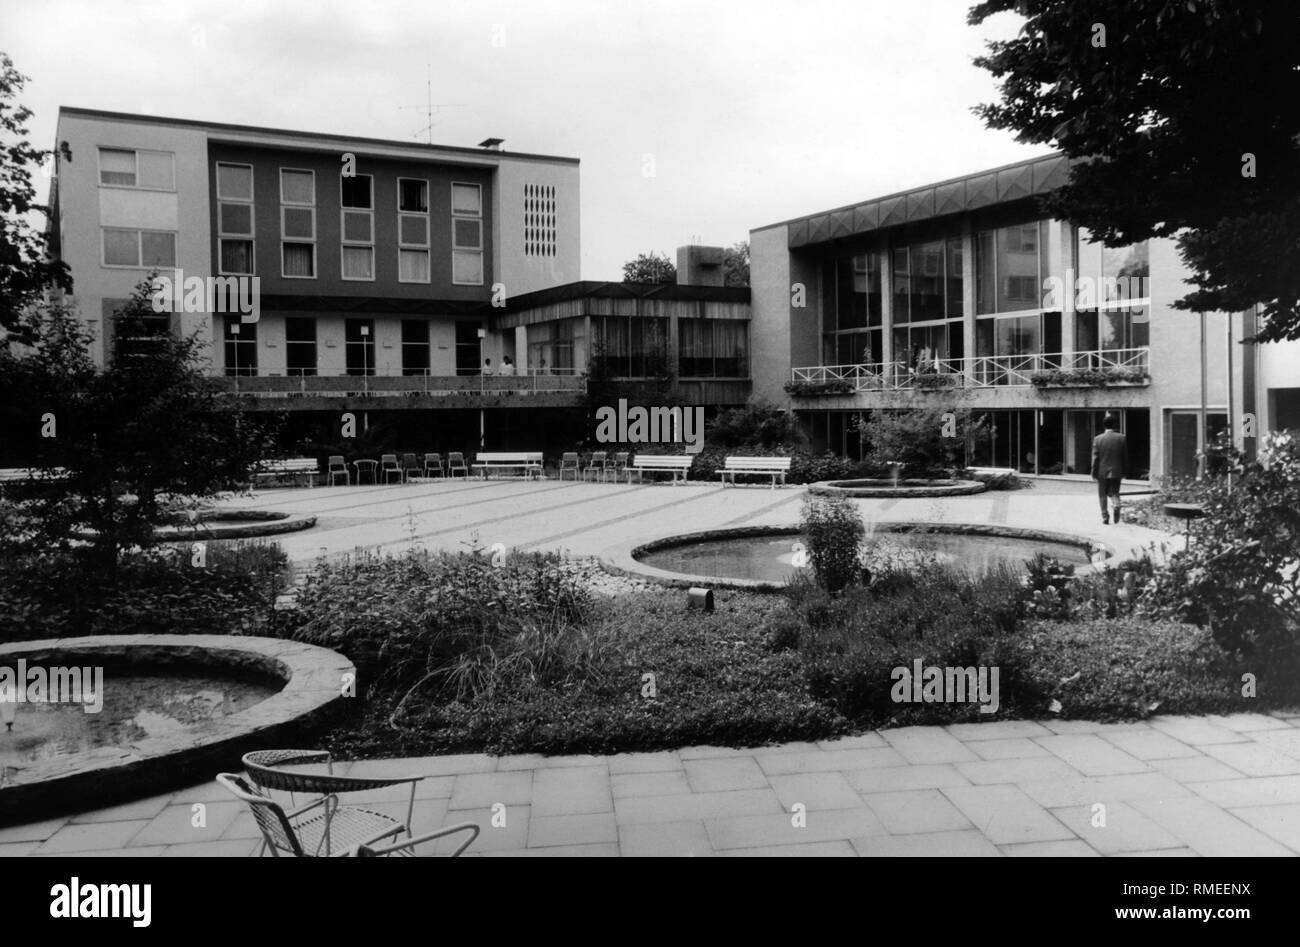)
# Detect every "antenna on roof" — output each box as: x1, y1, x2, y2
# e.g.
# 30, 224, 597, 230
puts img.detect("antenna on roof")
398, 63, 467, 144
